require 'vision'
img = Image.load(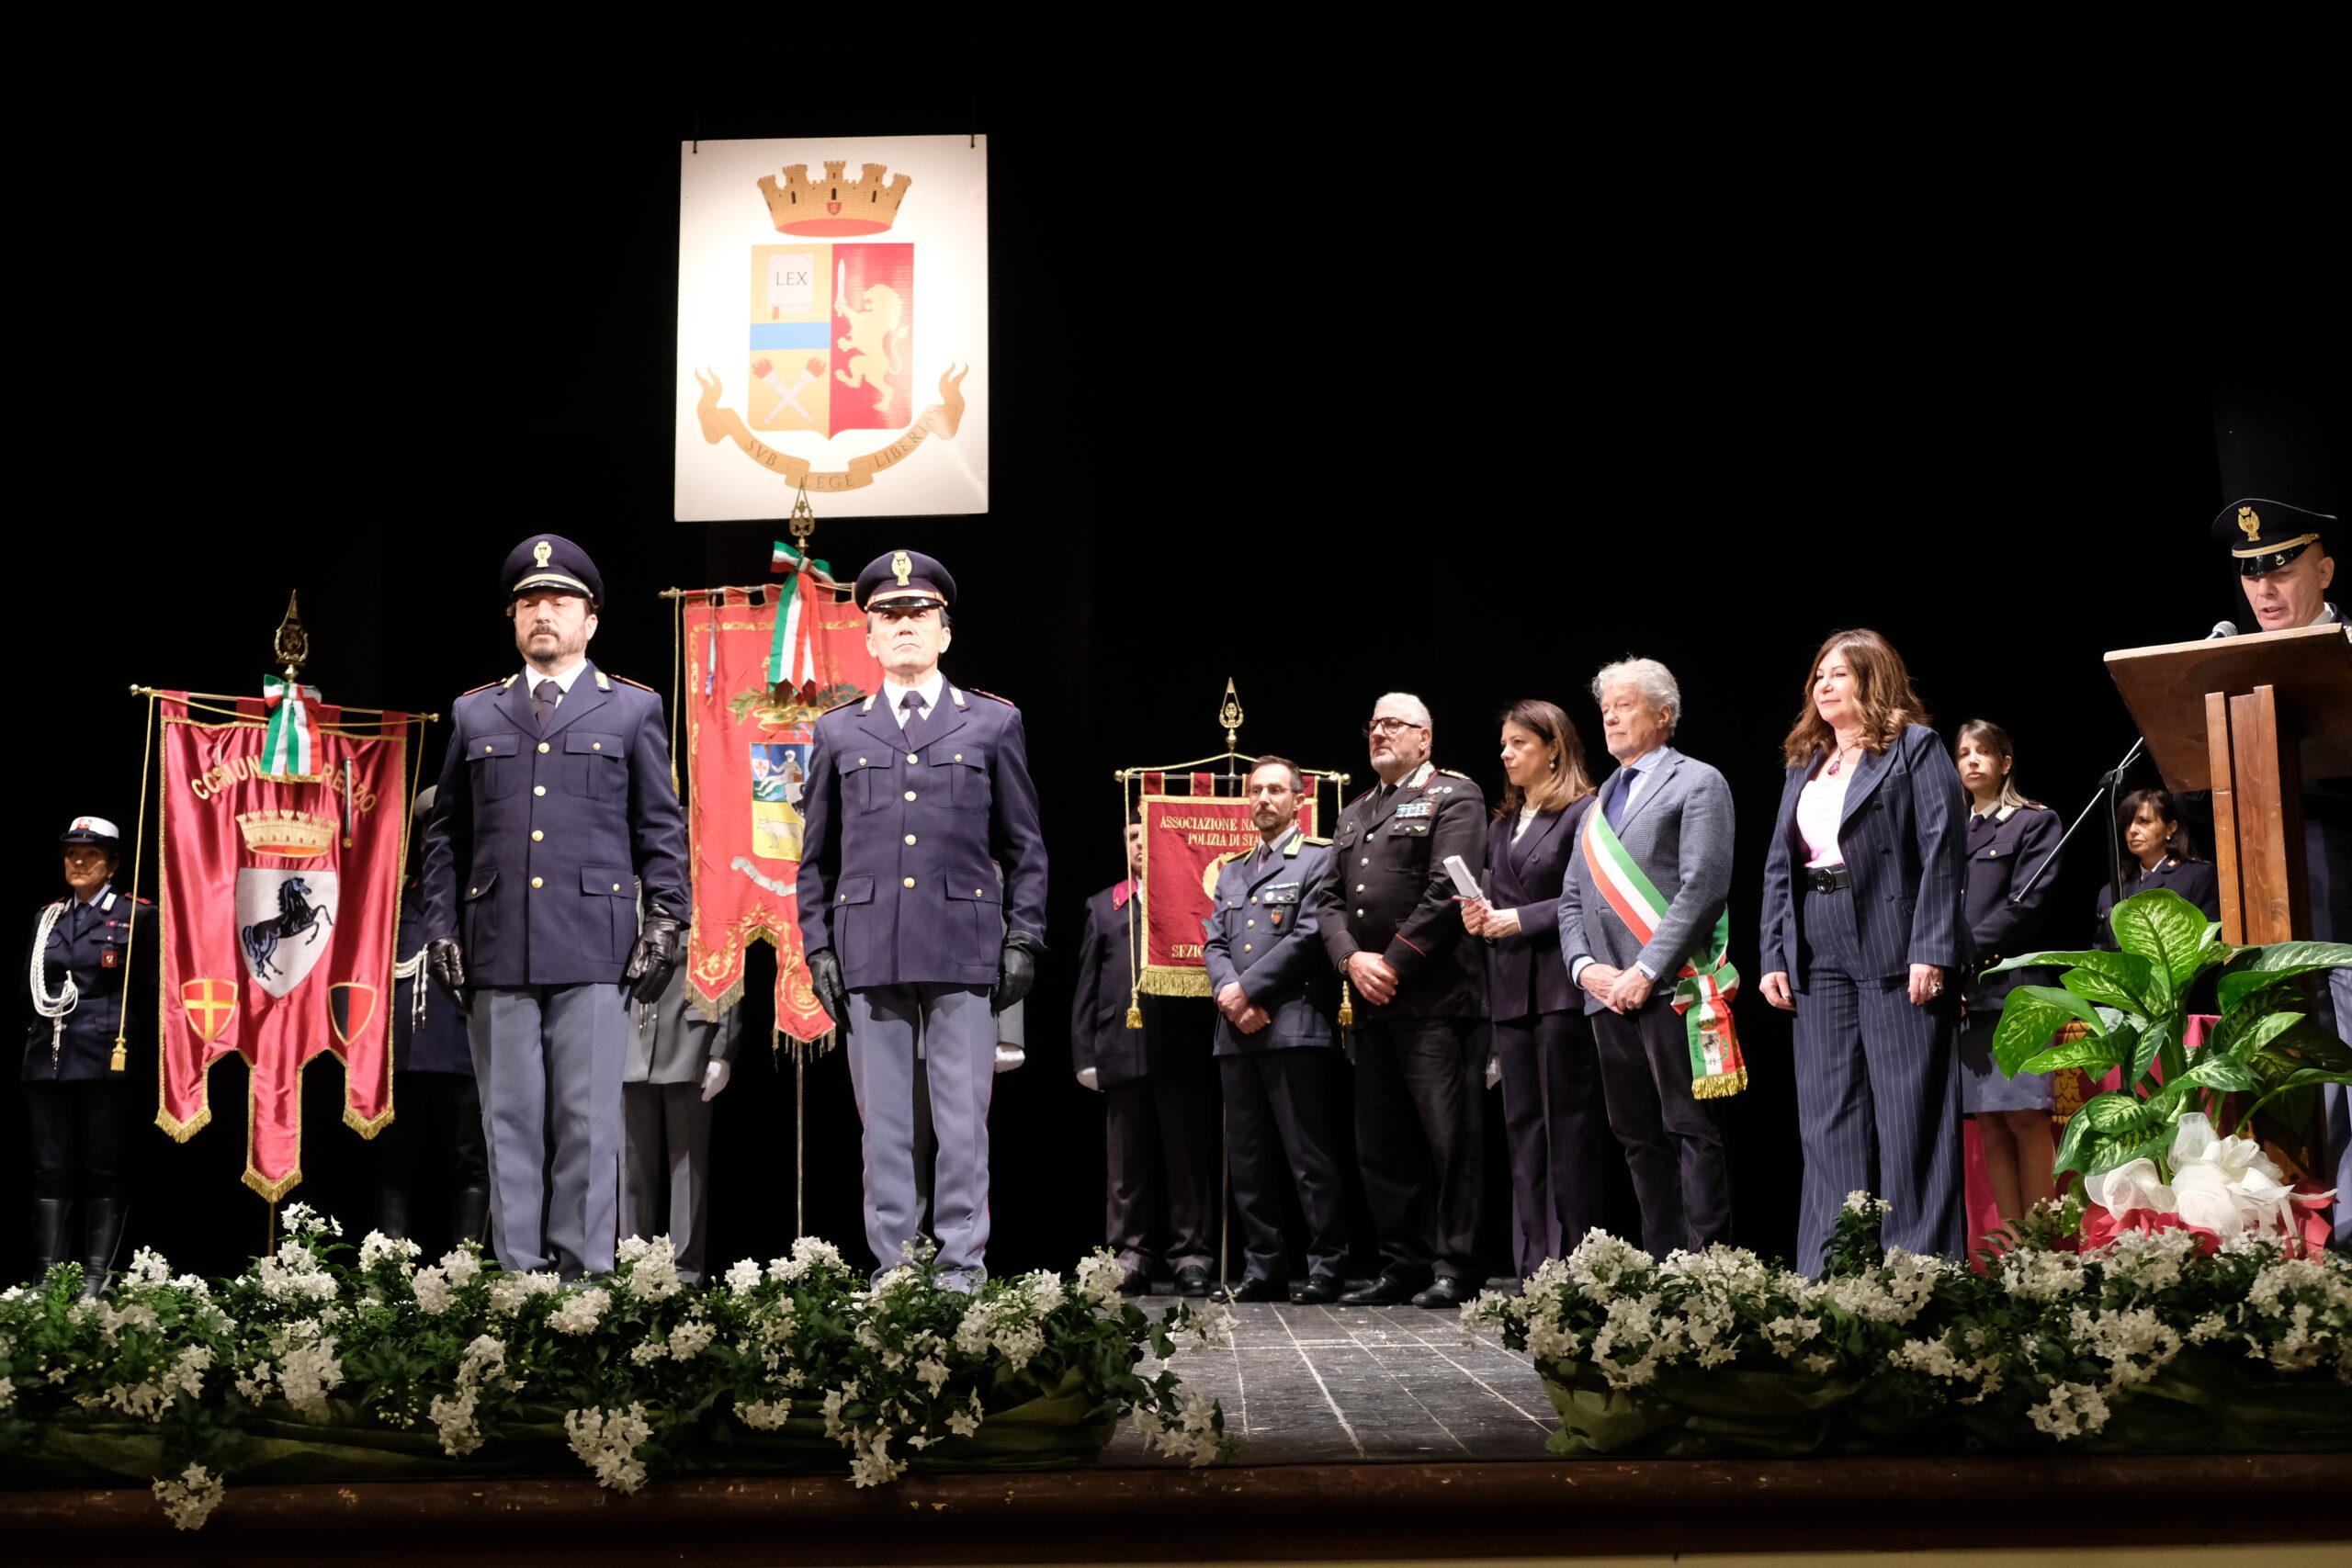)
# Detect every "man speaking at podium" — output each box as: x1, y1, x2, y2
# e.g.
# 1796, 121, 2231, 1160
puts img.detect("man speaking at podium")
2209, 498, 2349, 1247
